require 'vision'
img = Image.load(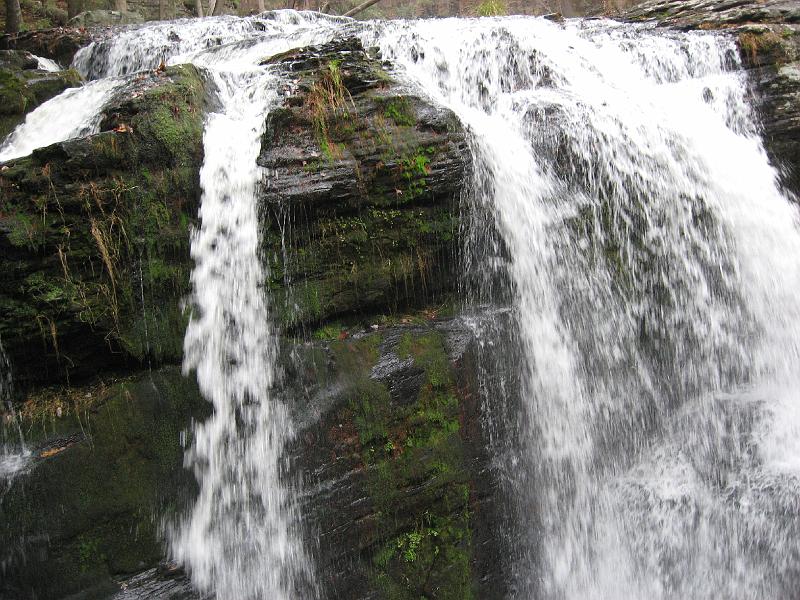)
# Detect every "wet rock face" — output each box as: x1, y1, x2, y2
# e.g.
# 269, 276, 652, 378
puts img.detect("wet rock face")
0, 319, 505, 600
0, 28, 94, 67
0, 64, 204, 389
258, 38, 469, 330
0, 34, 485, 600
287, 319, 506, 600
0, 49, 82, 140
624, 0, 800, 196
624, 0, 800, 29
0, 367, 208, 600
